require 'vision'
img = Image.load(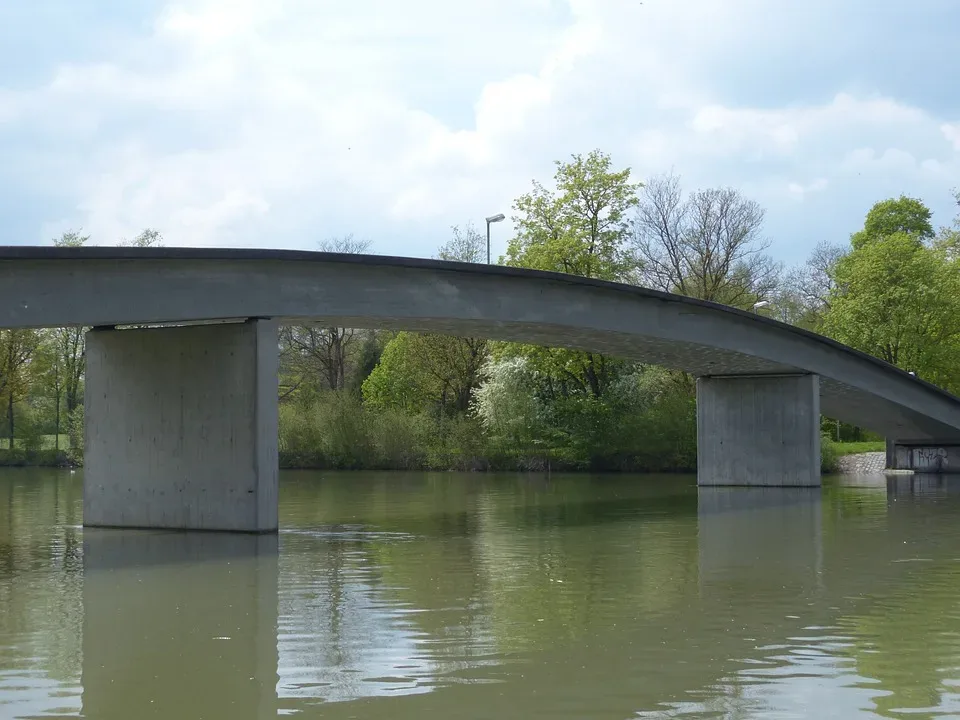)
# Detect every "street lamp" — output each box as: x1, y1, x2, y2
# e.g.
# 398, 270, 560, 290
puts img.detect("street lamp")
752, 300, 770, 313
485, 213, 505, 264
